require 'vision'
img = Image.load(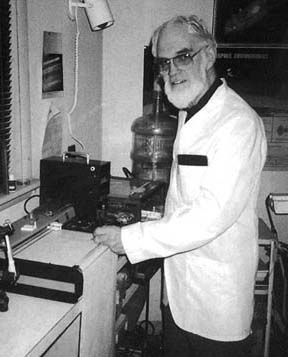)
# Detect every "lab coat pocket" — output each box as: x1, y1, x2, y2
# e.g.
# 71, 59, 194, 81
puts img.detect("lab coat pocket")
178, 154, 208, 166
177, 154, 208, 202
